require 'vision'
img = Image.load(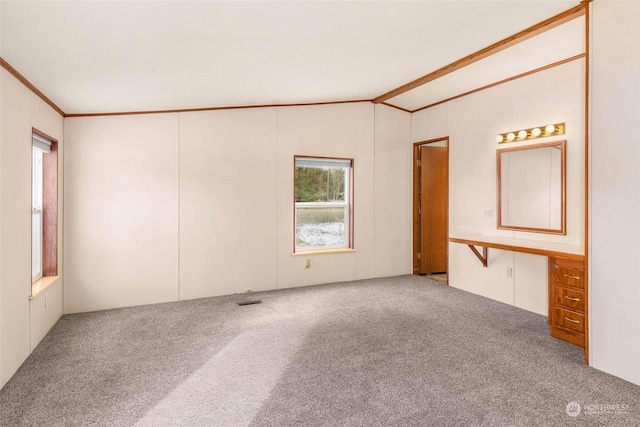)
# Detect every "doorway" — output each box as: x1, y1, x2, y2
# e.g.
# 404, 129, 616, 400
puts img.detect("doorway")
413, 138, 449, 282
